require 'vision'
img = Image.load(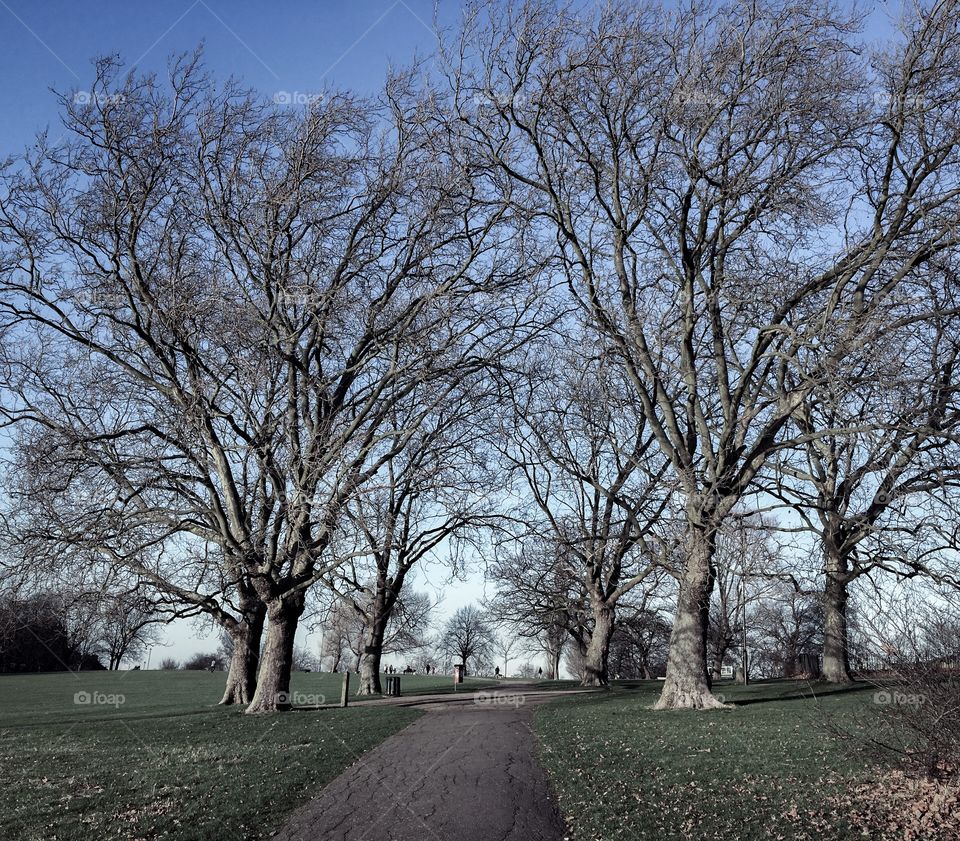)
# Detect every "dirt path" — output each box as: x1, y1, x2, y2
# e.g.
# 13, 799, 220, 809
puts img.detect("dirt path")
270, 691, 569, 841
